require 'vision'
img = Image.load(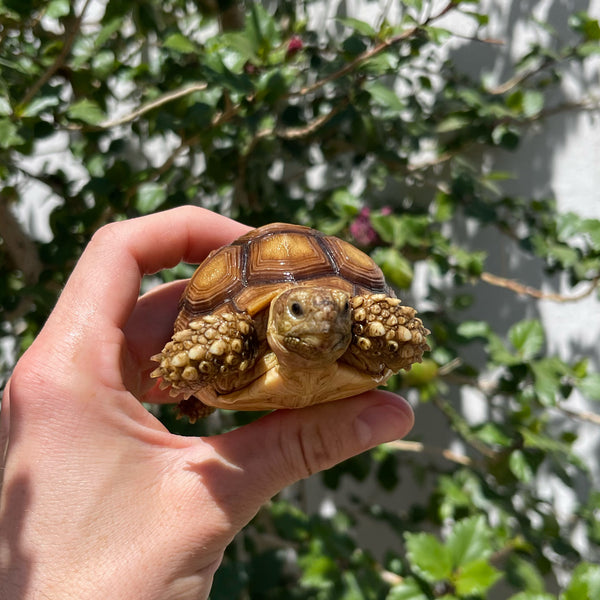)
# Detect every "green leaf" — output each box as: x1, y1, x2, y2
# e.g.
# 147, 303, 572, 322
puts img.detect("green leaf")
135, 182, 167, 214
581, 218, 600, 250
492, 124, 520, 150
366, 81, 405, 113
92, 50, 115, 78
569, 12, 600, 41
0, 118, 25, 148
556, 212, 582, 242
47, 0, 70, 18
426, 26, 452, 44
342, 34, 367, 56
530, 357, 568, 406
509, 319, 544, 359
522, 90, 544, 117
578, 41, 600, 56
67, 99, 106, 125
457, 320, 491, 340
454, 559, 502, 596
488, 332, 520, 366
508, 556, 547, 593
562, 562, 600, 600
22, 94, 60, 117
0, 96, 11, 116
520, 429, 584, 469
337, 17, 376, 37
475, 423, 512, 447
163, 33, 196, 53
405, 532, 453, 583
371, 247, 414, 289
218, 31, 259, 65
579, 373, 600, 400
436, 114, 471, 133
509, 449, 534, 482
447, 516, 493, 568
387, 577, 429, 600
330, 189, 361, 218
245, 3, 279, 56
